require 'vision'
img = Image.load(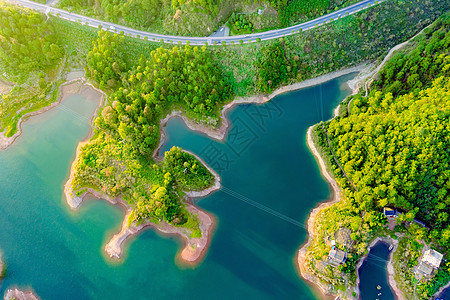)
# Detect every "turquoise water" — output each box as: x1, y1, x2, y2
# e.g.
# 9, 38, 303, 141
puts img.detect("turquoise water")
0, 75, 380, 299
358, 242, 394, 300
